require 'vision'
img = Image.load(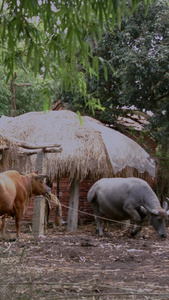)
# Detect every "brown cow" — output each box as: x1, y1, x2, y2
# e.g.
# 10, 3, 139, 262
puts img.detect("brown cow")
0, 170, 51, 238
